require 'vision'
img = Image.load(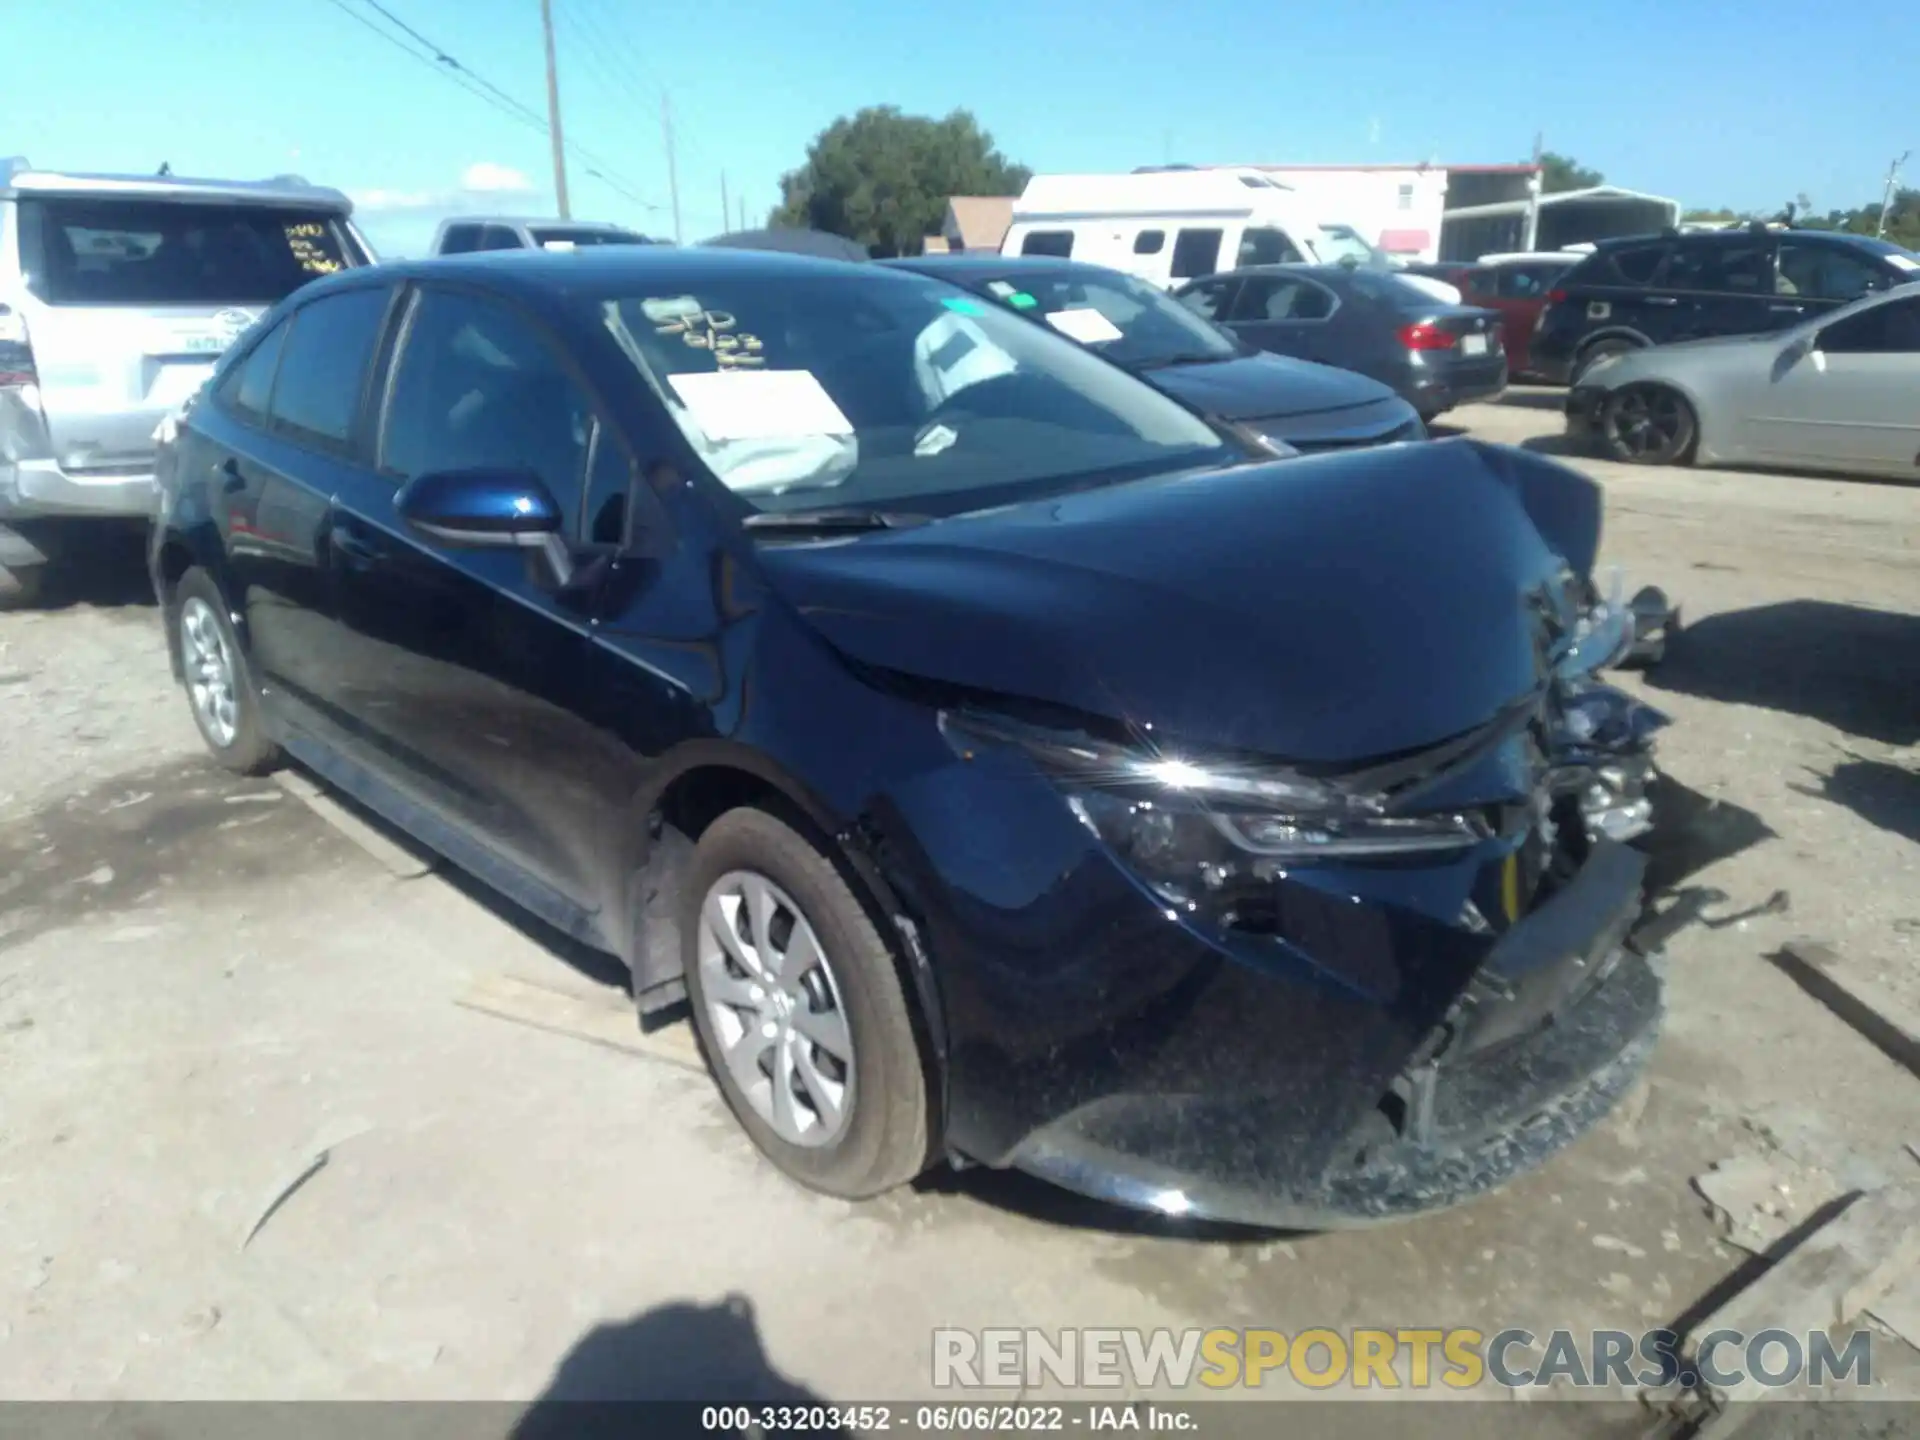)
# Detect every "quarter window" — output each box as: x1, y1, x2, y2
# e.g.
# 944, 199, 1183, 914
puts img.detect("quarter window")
221, 317, 290, 422
1230, 276, 1334, 322
1664, 243, 1772, 294
1133, 230, 1165, 255
380, 289, 594, 523
1019, 230, 1074, 258
1170, 228, 1223, 280
1604, 244, 1669, 286
265, 287, 391, 448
